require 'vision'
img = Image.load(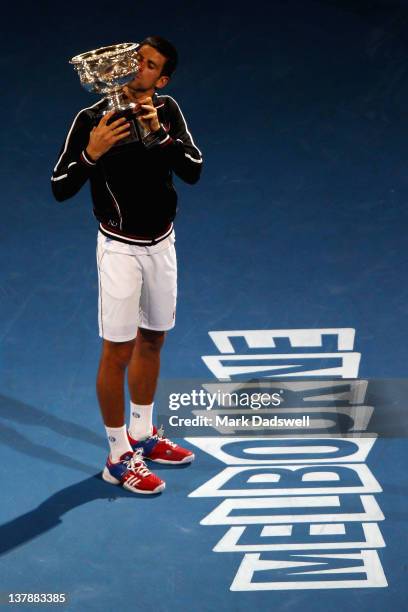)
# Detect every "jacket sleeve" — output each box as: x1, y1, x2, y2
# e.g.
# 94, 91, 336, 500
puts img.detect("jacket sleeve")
51, 110, 97, 202
153, 96, 203, 185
